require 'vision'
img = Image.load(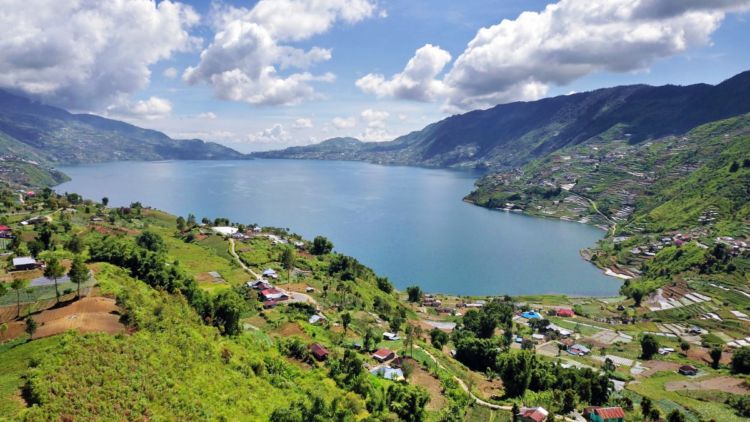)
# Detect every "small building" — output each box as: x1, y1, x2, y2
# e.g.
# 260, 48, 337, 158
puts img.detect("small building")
260, 288, 288, 301
383, 332, 400, 341
372, 348, 395, 363
658, 347, 675, 355
586, 406, 625, 422
305, 286, 315, 293
517, 406, 548, 422
310, 343, 330, 361
555, 308, 575, 317
262, 299, 278, 309
247, 280, 273, 290
12, 256, 40, 271
569, 344, 591, 356
263, 268, 278, 279
678, 365, 698, 376
308, 314, 325, 325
